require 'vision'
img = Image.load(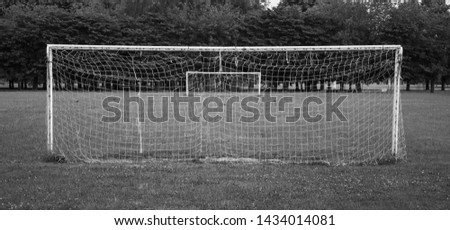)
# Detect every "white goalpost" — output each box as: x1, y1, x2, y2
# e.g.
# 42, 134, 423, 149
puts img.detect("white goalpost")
46, 45, 406, 164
